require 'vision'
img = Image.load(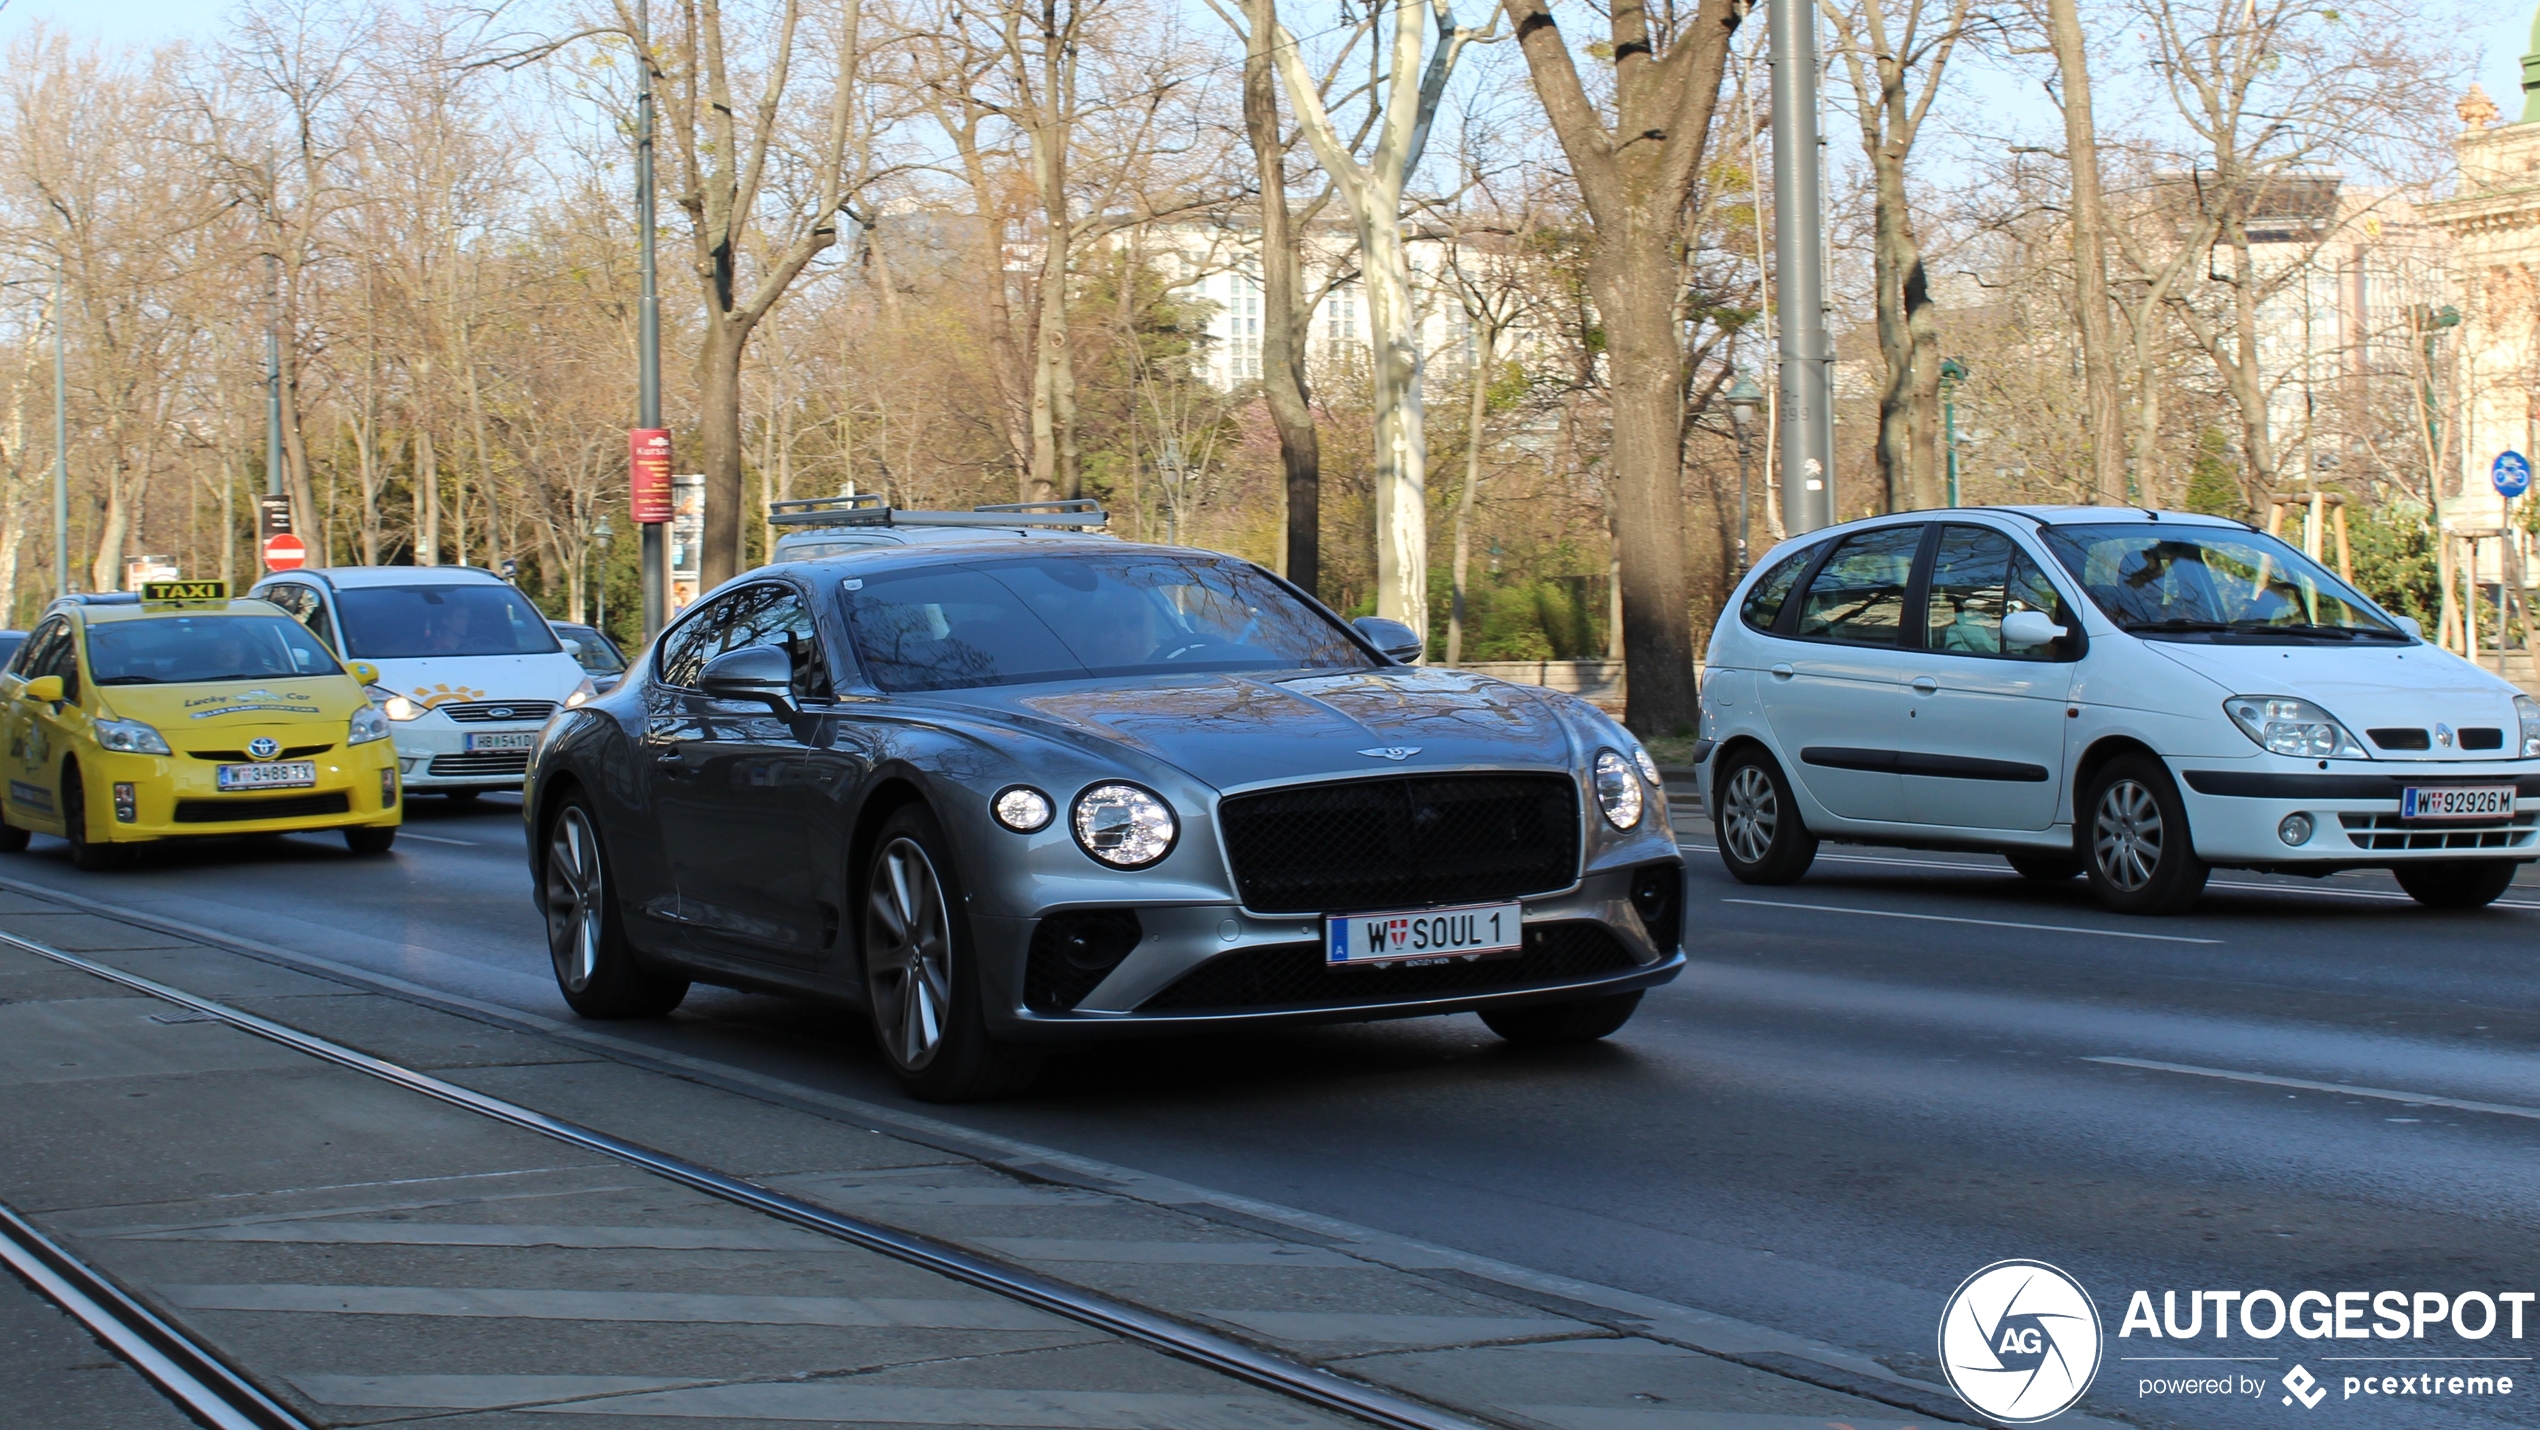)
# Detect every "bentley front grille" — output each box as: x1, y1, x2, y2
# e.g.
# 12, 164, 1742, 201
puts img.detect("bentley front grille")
1216, 773, 1581, 915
